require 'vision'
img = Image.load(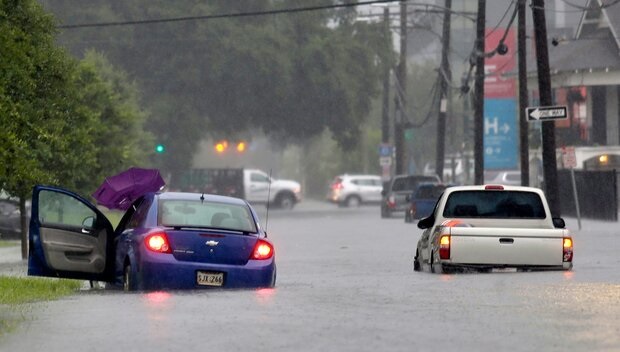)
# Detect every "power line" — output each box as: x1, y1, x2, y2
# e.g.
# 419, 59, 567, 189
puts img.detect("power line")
486, 1, 515, 38
57, 0, 401, 29
560, 0, 620, 10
